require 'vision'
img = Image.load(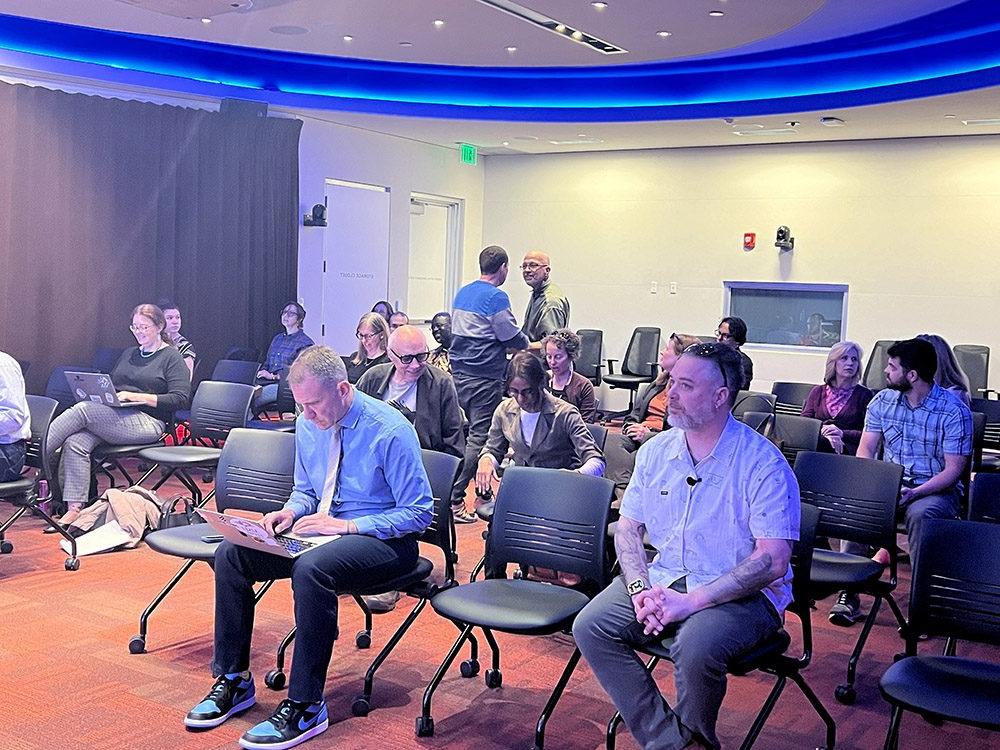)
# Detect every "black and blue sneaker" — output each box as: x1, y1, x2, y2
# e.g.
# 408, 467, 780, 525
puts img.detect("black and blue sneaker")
239, 698, 329, 750
185, 673, 256, 729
